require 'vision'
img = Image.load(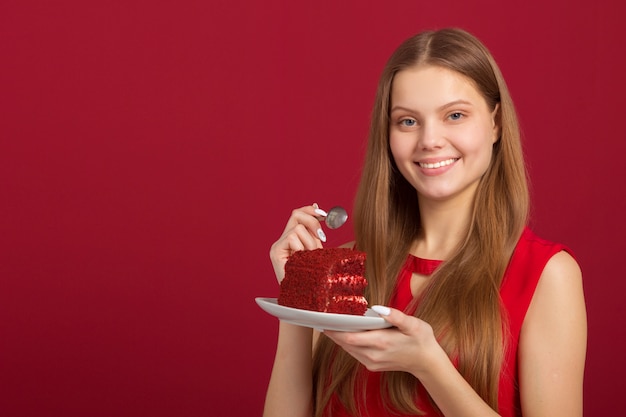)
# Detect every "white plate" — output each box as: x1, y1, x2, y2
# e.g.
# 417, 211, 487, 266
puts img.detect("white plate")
255, 297, 392, 332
